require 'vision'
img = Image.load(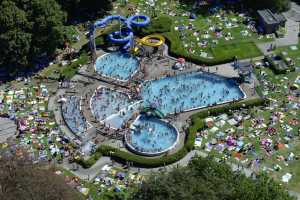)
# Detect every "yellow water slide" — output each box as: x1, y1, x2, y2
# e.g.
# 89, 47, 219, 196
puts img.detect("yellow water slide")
137, 34, 165, 47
